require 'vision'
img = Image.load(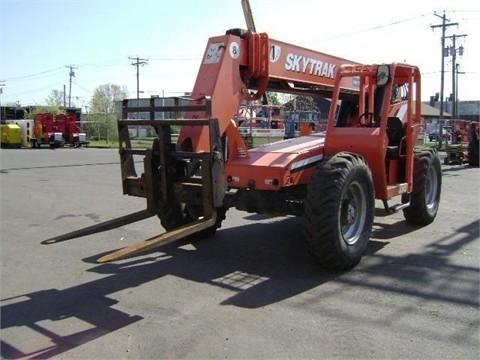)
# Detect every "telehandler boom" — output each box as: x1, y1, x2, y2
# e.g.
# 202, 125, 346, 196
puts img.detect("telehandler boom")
43, 1, 441, 270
